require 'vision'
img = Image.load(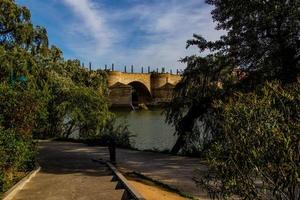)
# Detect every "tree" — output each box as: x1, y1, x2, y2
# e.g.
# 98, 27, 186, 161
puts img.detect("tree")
166, 0, 300, 198
165, 54, 235, 154
38, 57, 111, 138
0, 0, 48, 52
167, 0, 300, 154
206, 0, 300, 82
196, 81, 300, 199
0, 0, 113, 193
